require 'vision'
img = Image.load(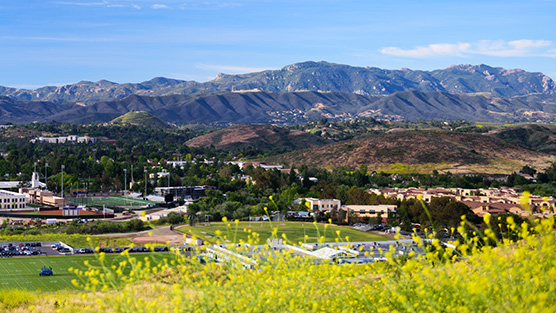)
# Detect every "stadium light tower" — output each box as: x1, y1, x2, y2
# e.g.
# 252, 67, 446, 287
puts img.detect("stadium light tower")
45, 162, 48, 188
144, 169, 148, 199
124, 168, 127, 197
61, 165, 65, 198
